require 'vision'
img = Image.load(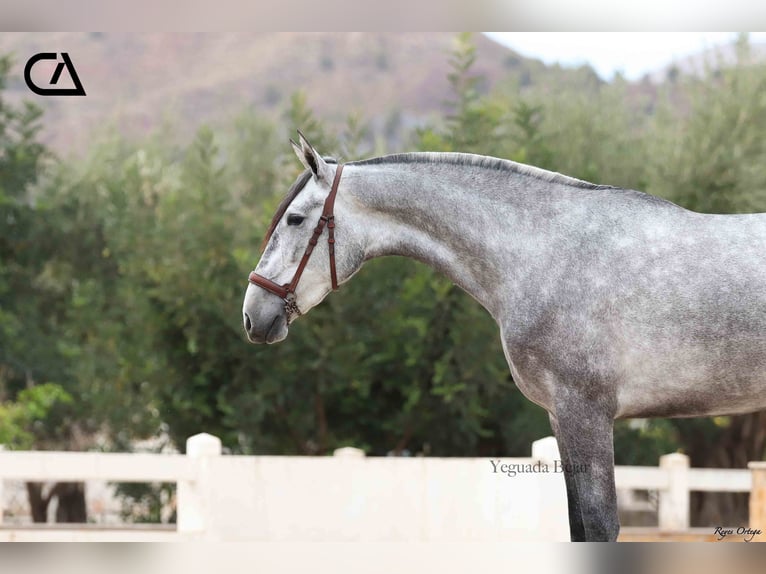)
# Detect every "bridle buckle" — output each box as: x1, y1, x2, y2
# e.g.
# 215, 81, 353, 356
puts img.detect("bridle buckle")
284, 292, 301, 318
